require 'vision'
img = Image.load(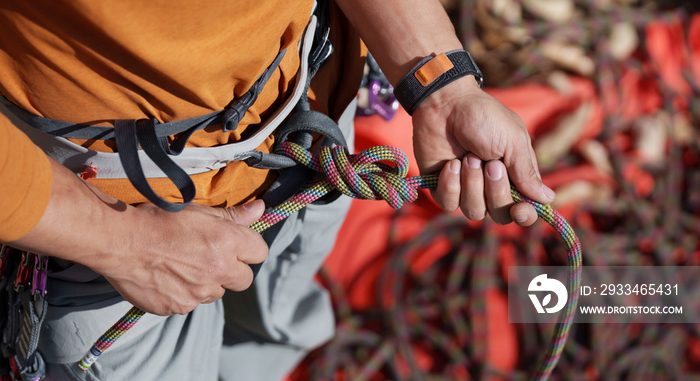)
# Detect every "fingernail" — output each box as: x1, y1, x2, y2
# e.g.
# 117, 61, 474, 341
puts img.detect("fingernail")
542, 185, 556, 200
242, 199, 264, 213
513, 212, 528, 223
466, 155, 481, 169
486, 162, 502, 180
449, 159, 461, 174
